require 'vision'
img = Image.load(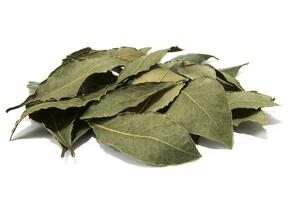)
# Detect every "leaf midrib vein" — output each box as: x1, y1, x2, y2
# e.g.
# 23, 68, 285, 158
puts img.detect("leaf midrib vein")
182, 91, 219, 130
92, 123, 199, 157
105, 86, 169, 112
42, 59, 117, 100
